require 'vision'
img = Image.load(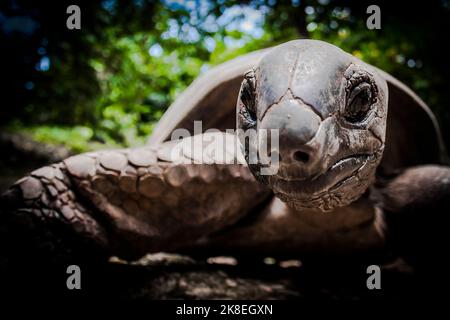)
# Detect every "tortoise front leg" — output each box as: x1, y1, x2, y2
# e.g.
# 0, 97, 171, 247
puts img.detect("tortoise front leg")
0, 139, 269, 269
0, 164, 110, 267
381, 165, 450, 275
